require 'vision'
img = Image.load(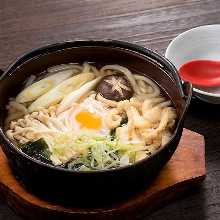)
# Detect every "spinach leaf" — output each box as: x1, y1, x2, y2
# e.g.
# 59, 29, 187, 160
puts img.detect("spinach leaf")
21, 139, 52, 164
